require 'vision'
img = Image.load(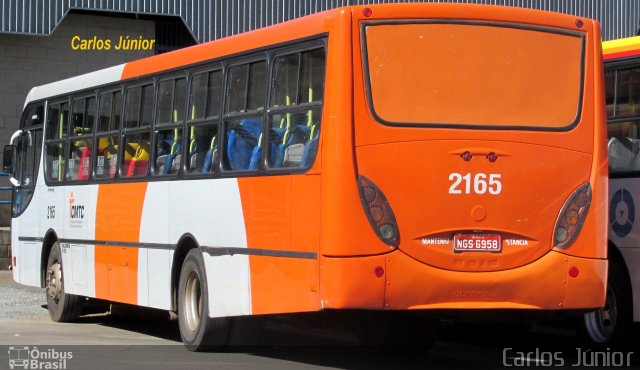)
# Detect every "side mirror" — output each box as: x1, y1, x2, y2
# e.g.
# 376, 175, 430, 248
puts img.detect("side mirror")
3, 145, 16, 175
